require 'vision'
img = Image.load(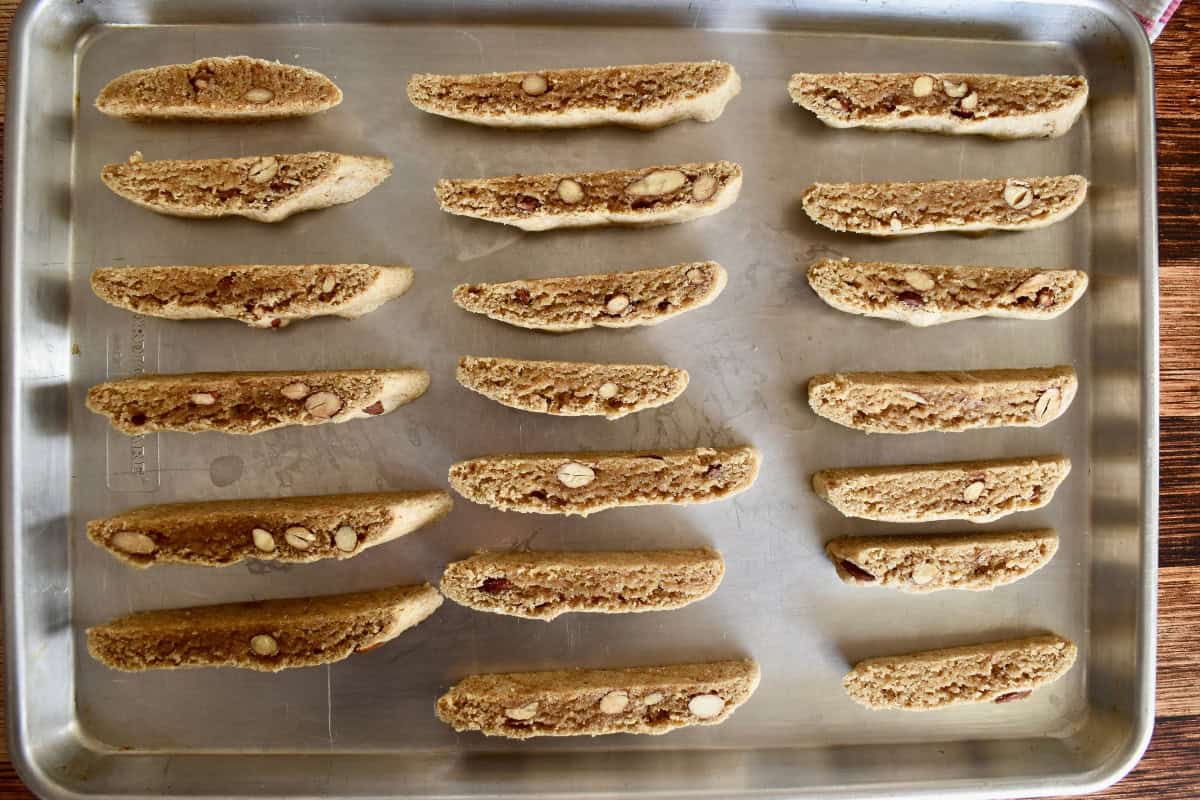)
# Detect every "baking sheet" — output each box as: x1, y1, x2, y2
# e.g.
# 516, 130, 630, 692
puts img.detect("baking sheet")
4, 1, 1157, 797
